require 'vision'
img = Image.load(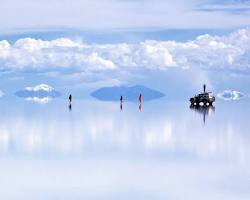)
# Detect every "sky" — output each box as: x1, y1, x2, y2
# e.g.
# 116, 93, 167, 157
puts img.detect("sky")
1, 0, 250, 30
0, 28, 249, 73
0, 0, 250, 97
